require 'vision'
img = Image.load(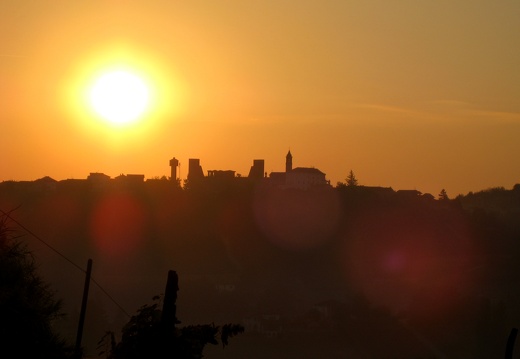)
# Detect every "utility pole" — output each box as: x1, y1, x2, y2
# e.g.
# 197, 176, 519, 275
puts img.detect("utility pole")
161, 270, 179, 330
506, 328, 518, 359
75, 259, 93, 358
